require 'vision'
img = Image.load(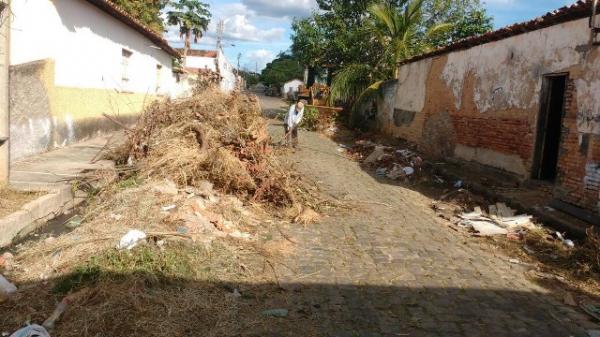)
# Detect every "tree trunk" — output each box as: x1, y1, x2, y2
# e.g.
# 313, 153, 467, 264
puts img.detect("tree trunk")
183, 30, 191, 66
307, 66, 316, 87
